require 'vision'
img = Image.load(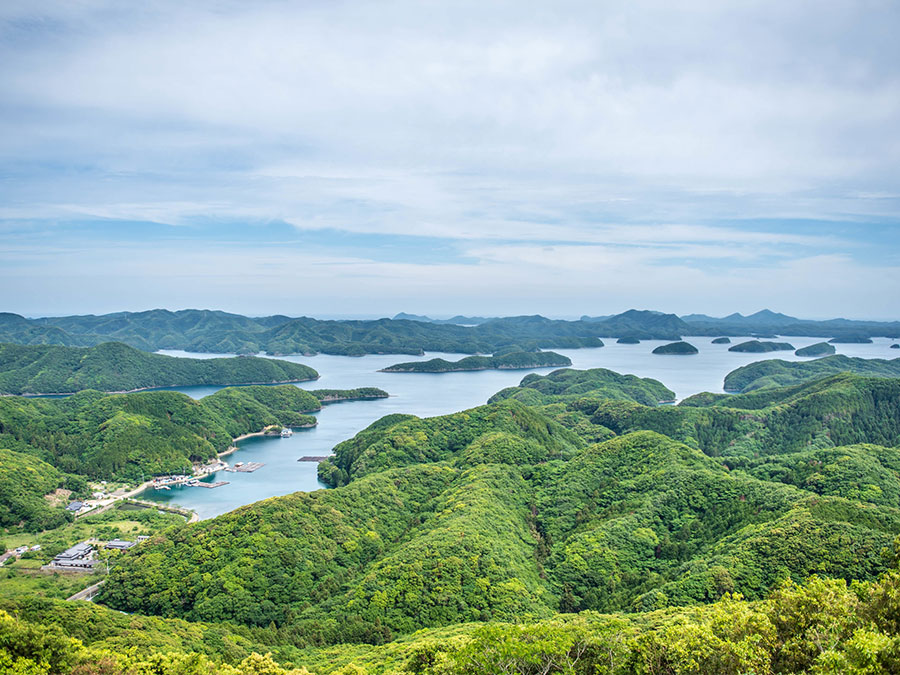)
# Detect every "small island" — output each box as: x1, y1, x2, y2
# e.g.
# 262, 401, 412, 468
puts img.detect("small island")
795, 342, 836, 357
892, 343, 900, 349
616, 336, 641, 344
829, 336, 874, 344
380, 351, 571, 373
309, 388, 389, 403
728, 340, 795, 353
711, 337, 731, 344
652, 341, 699, 355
